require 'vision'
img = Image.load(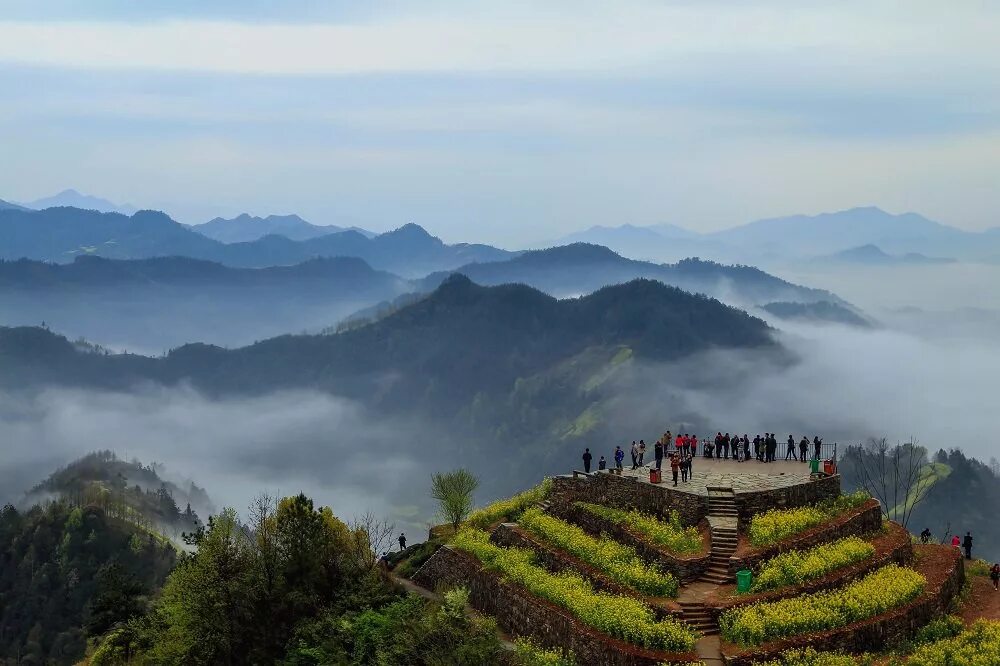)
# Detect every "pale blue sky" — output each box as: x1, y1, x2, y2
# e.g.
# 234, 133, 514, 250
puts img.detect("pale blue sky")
1, 1, 998, 245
